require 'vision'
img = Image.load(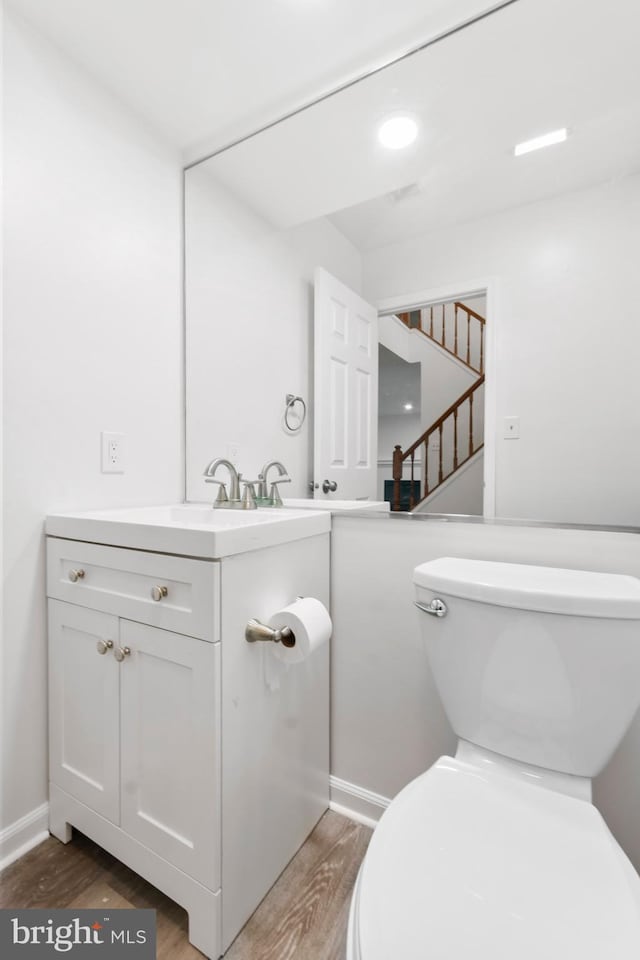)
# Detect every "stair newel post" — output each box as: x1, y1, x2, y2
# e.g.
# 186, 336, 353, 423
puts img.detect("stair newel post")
469, 392, 474, 458
438, 424, 444, 485
424, 439, 429, 498
392, 445, 403, 512
453, 407, 459, 470
410, 452, 415, 508
454, 304, 459, 359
